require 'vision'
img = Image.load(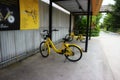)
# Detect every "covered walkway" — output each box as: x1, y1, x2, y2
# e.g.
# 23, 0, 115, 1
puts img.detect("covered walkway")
0, 0, 103, 68
1, 31, 119, 80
